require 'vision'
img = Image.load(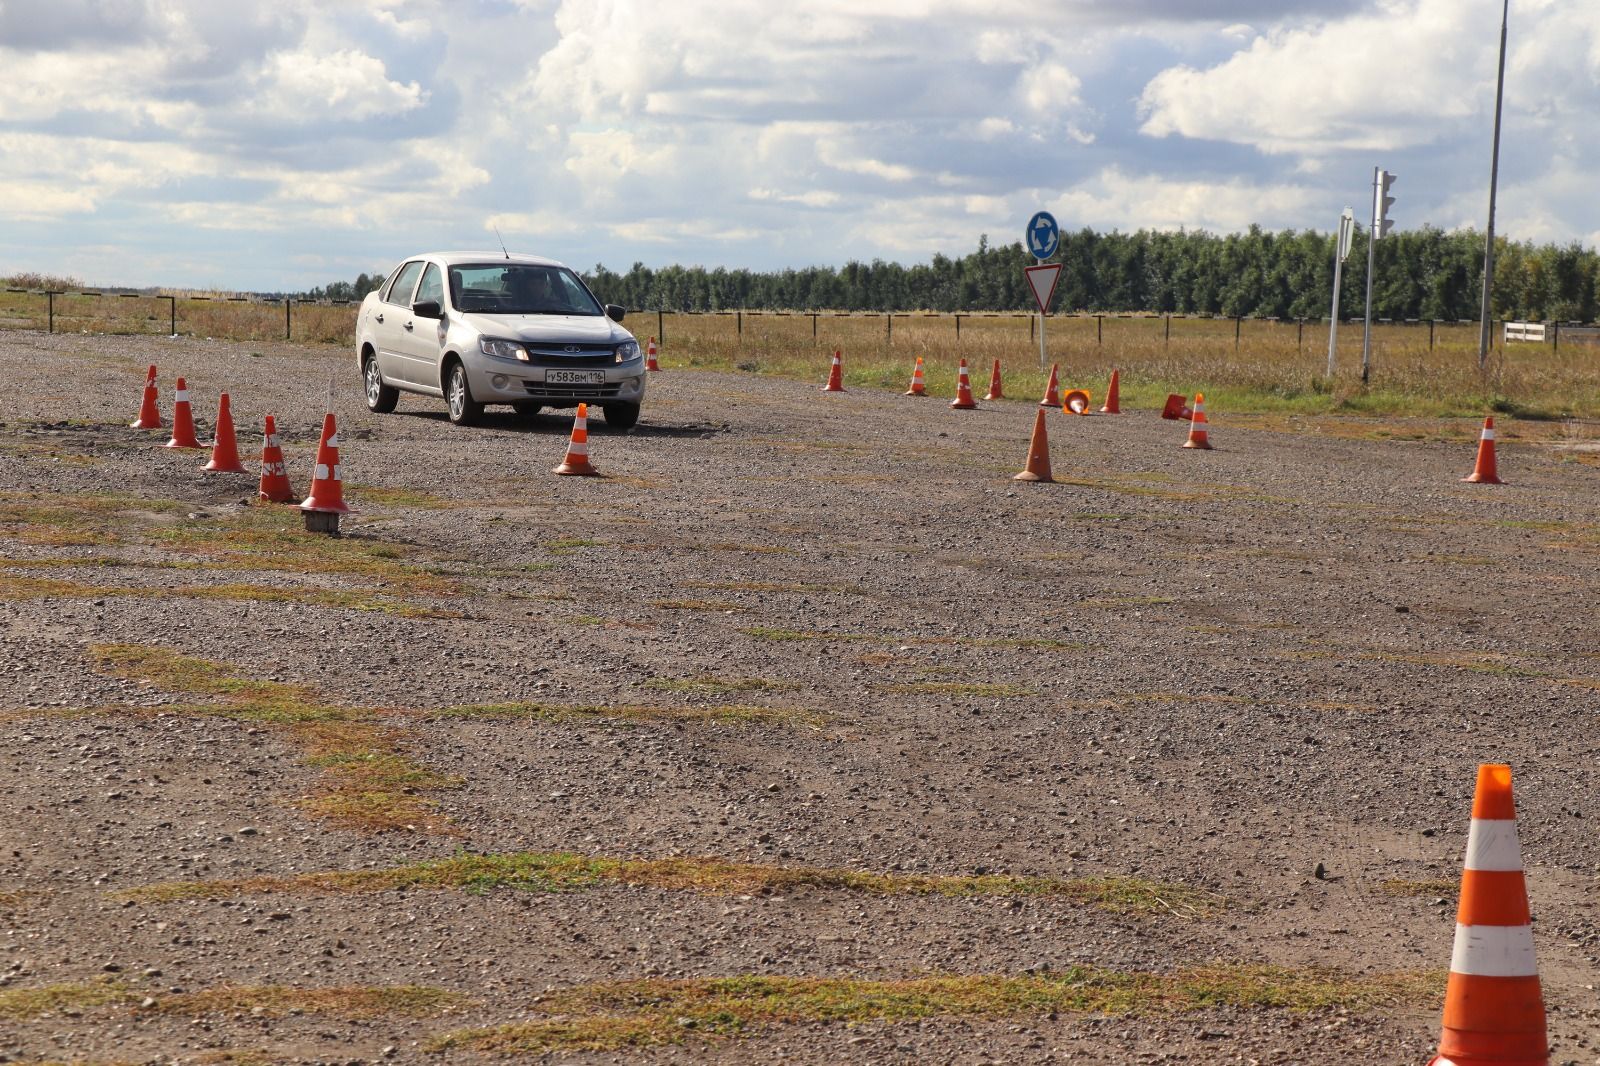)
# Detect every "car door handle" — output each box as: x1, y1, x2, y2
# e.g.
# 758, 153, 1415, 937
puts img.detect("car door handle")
403, 322, 414, 331
375, 312, 384, 324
